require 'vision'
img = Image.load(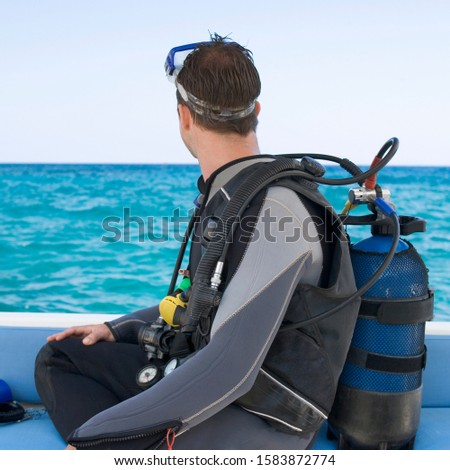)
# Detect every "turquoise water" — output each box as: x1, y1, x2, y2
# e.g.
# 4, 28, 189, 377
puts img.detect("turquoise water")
1, 164, 449, 320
